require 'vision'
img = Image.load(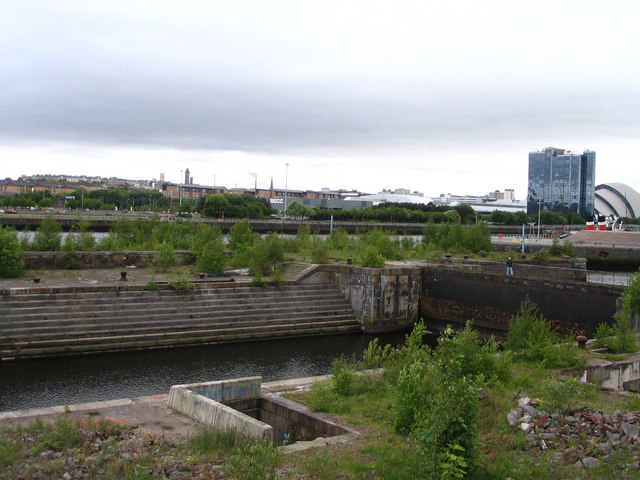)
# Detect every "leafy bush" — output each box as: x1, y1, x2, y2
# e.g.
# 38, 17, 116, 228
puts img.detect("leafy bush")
434, 323, 511, 385
191, 223, 223, 258
360, 247, 385, 268
361, 337, 394, 369
593, 272, 639, 353
228, 219, 256, 253
506, 299, 583, 368
246, 234, 285, 276
154, 241, 176, 272
196, 241, 226, 275
310, 236, 329, 264
393, 360, 428, 435
549, 239, 577, 258
0, 227, 24, 278
608, 312, 637, 353
532, 249, 550, 264
167, 272, 195, 291
360, 230, 402, 260
328, 228, 350, 250
414, 373, 480, 478
331, 358, 354, 396
295, 224, 311, 249
32, 215, 62, 251
537, 377, 595, 414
